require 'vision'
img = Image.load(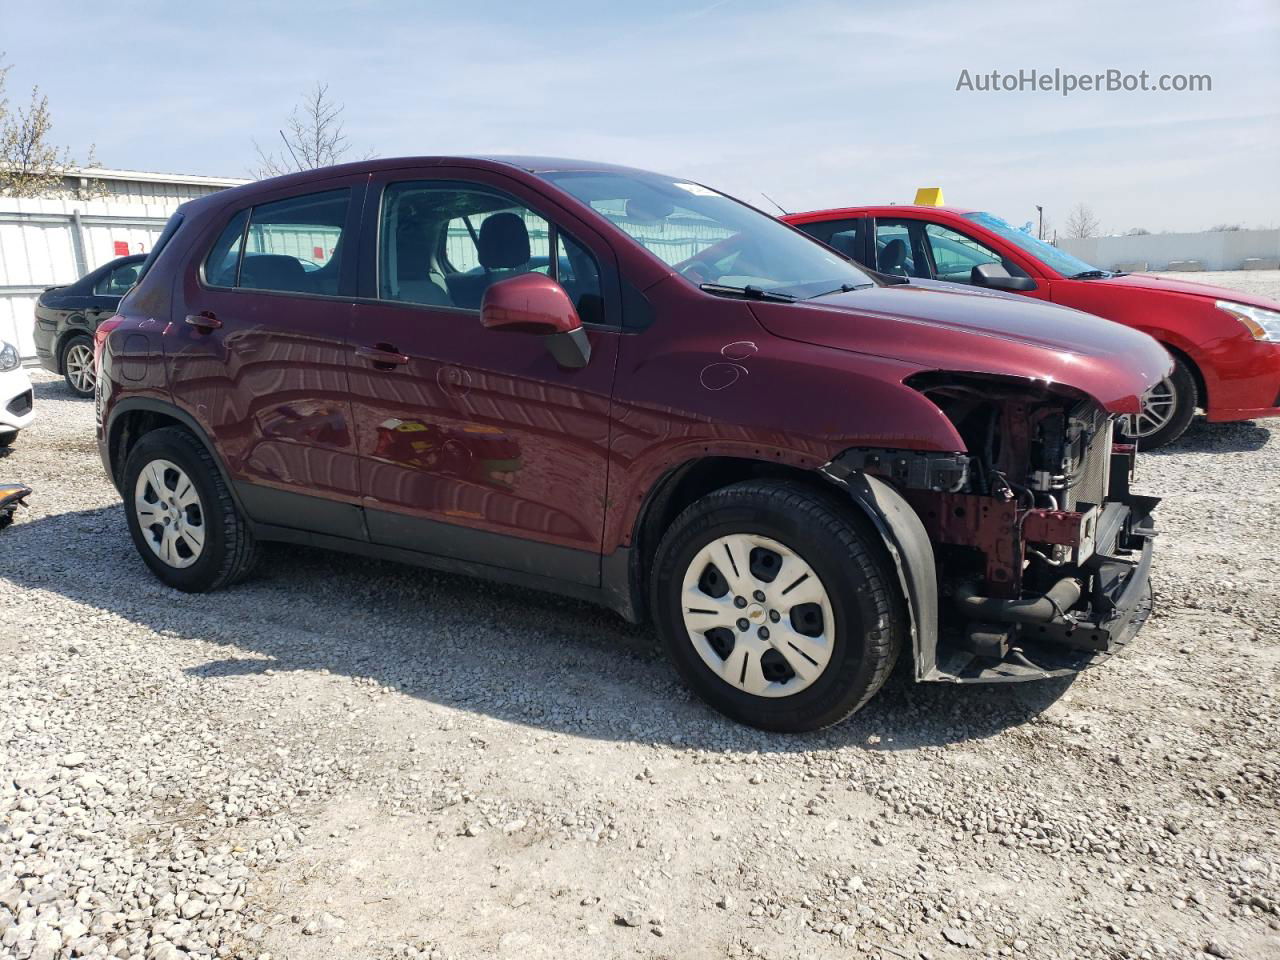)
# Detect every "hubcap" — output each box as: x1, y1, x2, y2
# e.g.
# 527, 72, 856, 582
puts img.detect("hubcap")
1119, 376, 1178, 439
680, 533, 836, 698
65, 343, 96, 394
134, 459, 206, 568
